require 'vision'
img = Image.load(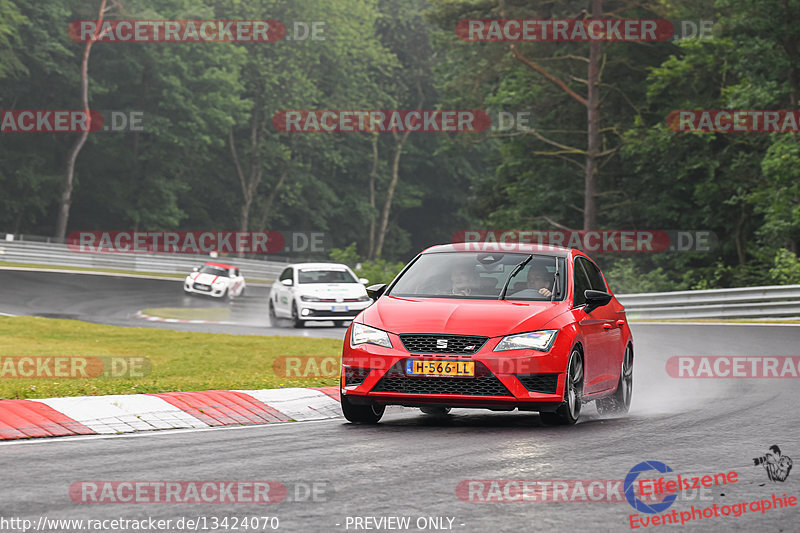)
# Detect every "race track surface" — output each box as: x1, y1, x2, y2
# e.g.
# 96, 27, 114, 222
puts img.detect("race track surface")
0, 269, 346, 339
1, 268, 798, 532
